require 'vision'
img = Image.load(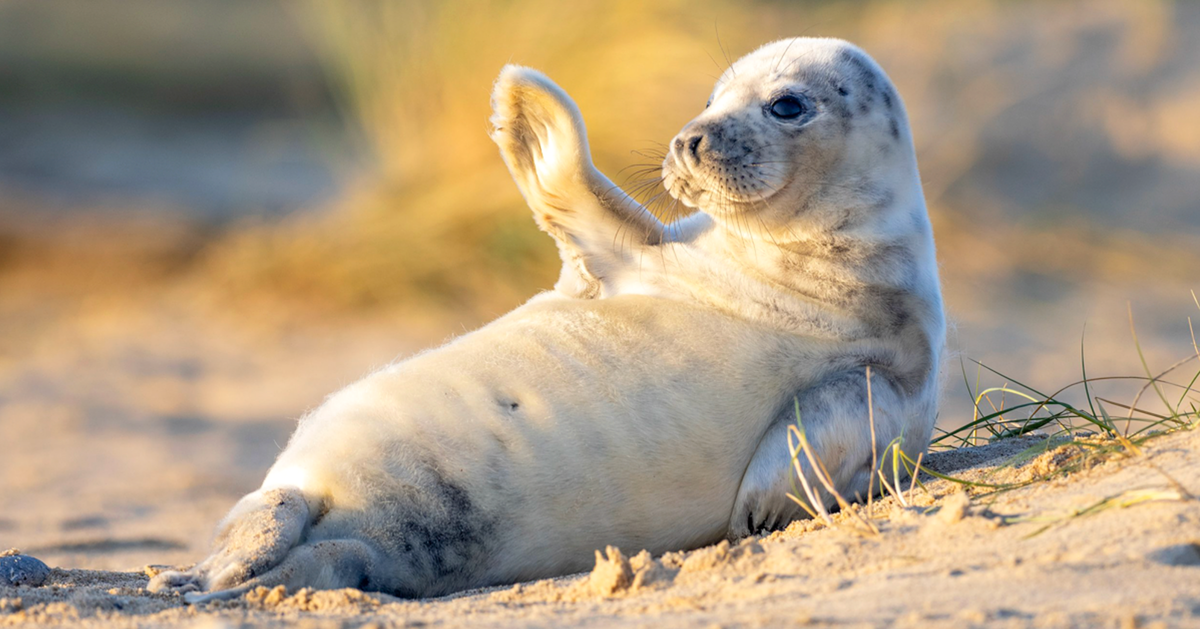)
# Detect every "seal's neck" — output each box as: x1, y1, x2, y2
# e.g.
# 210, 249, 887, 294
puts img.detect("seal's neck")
702, 173, 937, 300
711, 180, 925, 249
